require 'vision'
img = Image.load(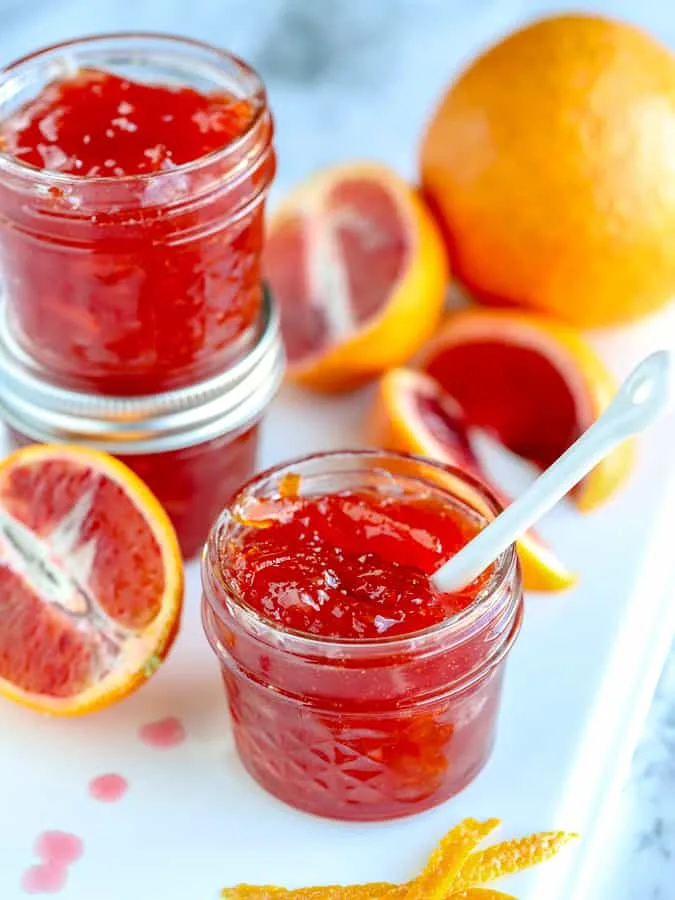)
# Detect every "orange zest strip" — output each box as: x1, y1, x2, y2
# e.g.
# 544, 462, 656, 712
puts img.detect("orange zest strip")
279, 472, 302, 499
221, 885, 403, 899
449, 891, 518, 899
453, 832, 578, 890
403, 818, 501, 900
